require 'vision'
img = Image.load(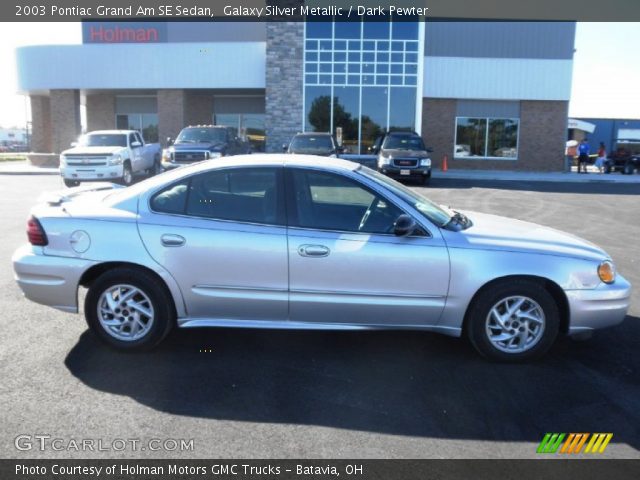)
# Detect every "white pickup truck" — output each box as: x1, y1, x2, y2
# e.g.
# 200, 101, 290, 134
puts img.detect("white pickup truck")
59, 130, 162, 187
